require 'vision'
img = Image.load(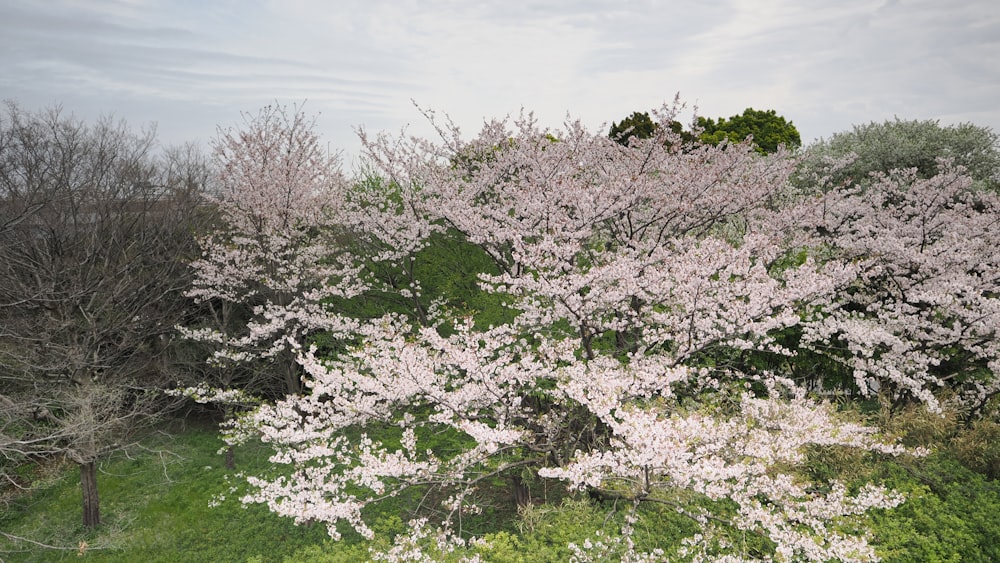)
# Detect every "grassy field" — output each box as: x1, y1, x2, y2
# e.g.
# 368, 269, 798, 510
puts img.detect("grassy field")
6, 409, 1000, 562
0, 413, 532, 563
0, 415, 339, 563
